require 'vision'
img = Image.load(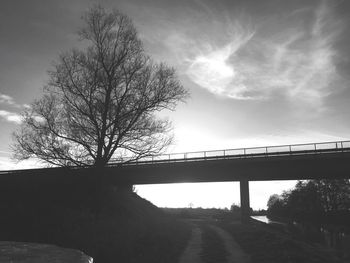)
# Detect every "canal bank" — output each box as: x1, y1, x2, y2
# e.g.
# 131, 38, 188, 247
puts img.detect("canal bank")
215, 216, 344, 263
250, 215, 350, 261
